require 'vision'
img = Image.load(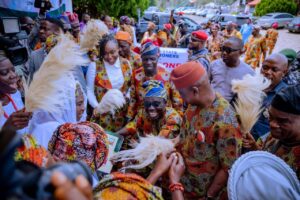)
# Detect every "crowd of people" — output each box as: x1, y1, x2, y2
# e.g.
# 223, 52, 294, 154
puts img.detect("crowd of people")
0, 7, 300, 200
